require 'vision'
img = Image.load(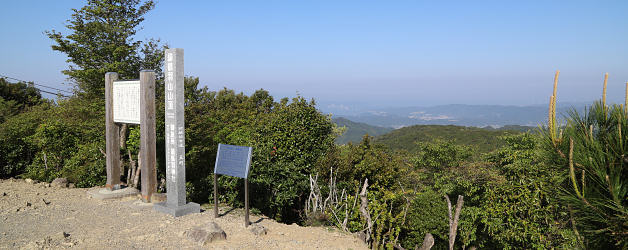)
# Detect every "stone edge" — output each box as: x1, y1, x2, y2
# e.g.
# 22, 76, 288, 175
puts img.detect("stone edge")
86, 187, 140, 200
154, 202, 200, 217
